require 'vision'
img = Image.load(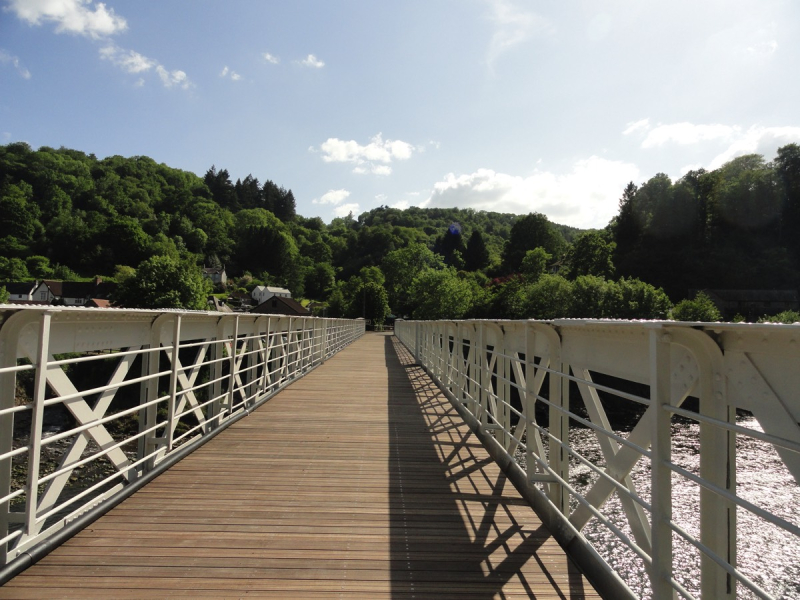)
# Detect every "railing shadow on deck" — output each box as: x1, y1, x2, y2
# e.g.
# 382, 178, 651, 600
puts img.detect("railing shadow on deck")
384, 335, 588, 599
